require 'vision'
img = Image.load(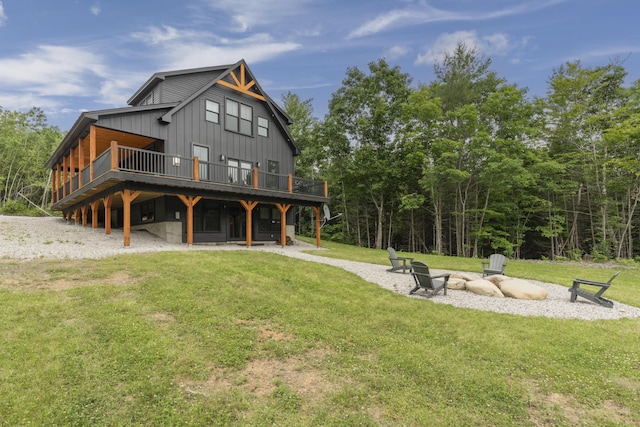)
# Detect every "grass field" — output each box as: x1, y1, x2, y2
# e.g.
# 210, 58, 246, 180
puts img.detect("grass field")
1, 242, 639, 426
